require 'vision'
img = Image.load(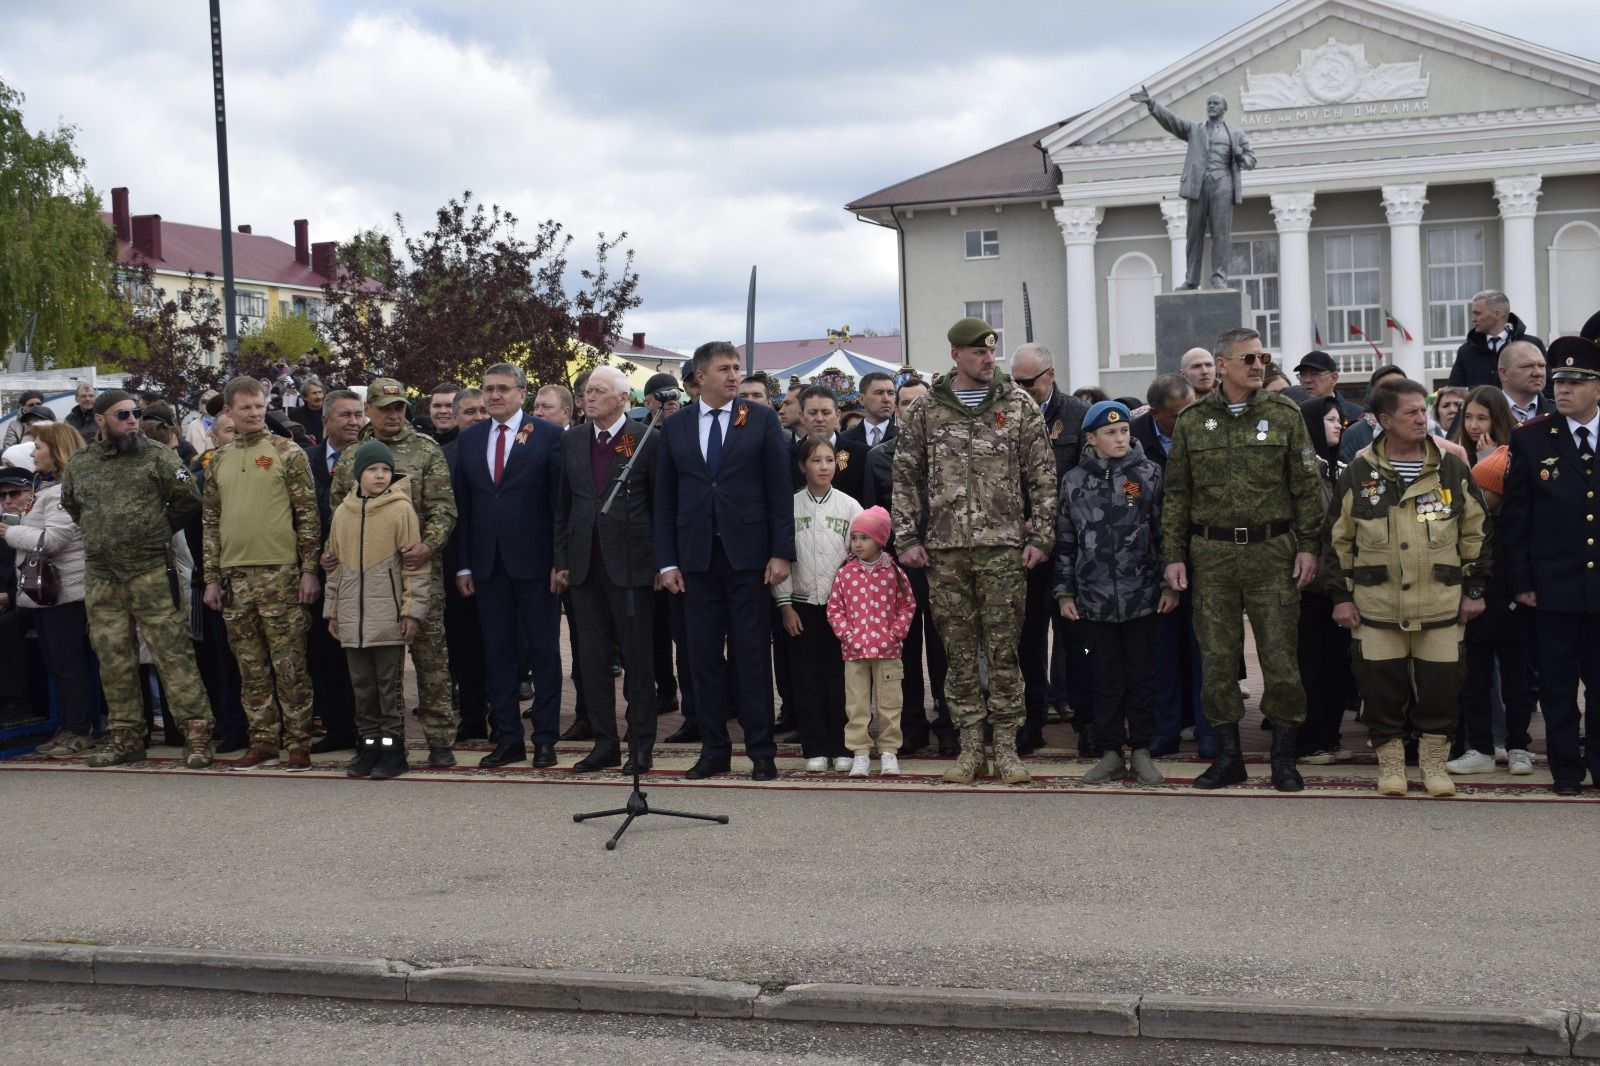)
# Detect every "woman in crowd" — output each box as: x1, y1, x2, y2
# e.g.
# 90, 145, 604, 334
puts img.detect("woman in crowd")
775, 435, 861, 772
1447, 385, 1516, 467
1296, 395, 1354, 765
4, 424, 96, 757
1431, 386, 1468, 437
